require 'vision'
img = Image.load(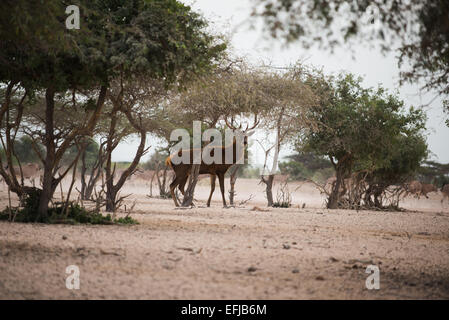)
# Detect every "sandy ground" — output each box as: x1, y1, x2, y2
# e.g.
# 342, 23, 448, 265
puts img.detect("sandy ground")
0, 178, 448, 299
